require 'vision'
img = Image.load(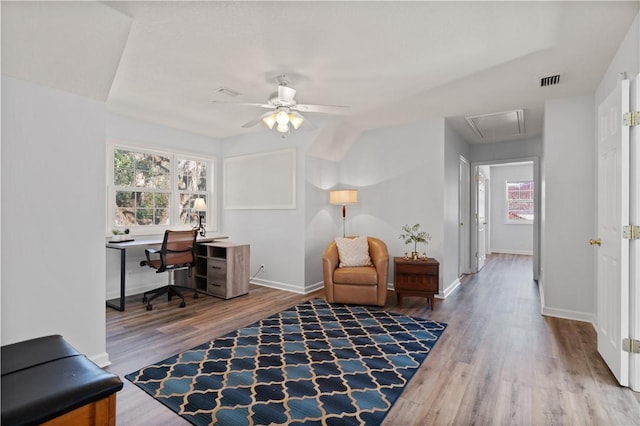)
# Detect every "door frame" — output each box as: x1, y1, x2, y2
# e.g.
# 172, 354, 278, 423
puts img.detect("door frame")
470, 157, 540, 279
630, 74, 640, 392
